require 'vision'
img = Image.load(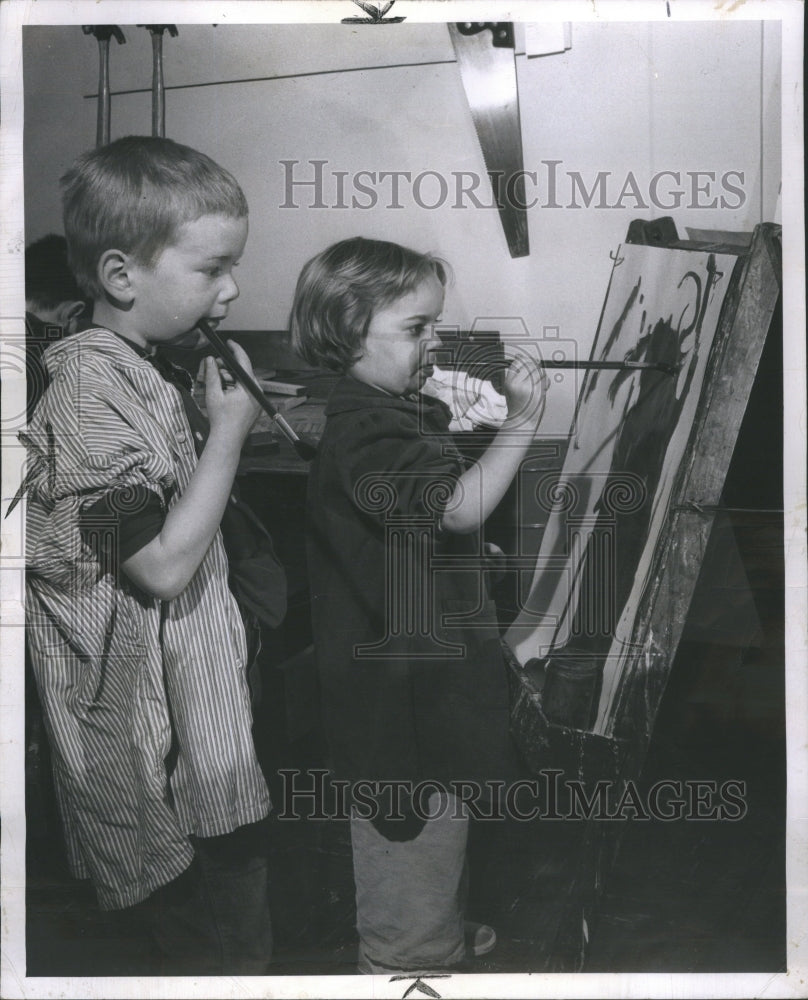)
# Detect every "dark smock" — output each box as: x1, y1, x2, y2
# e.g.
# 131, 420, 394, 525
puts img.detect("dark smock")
306, 376, 515, 790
